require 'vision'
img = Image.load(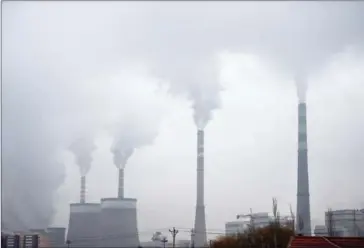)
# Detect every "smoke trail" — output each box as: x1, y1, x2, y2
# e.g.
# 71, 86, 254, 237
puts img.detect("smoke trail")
69, 137, 96, 176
